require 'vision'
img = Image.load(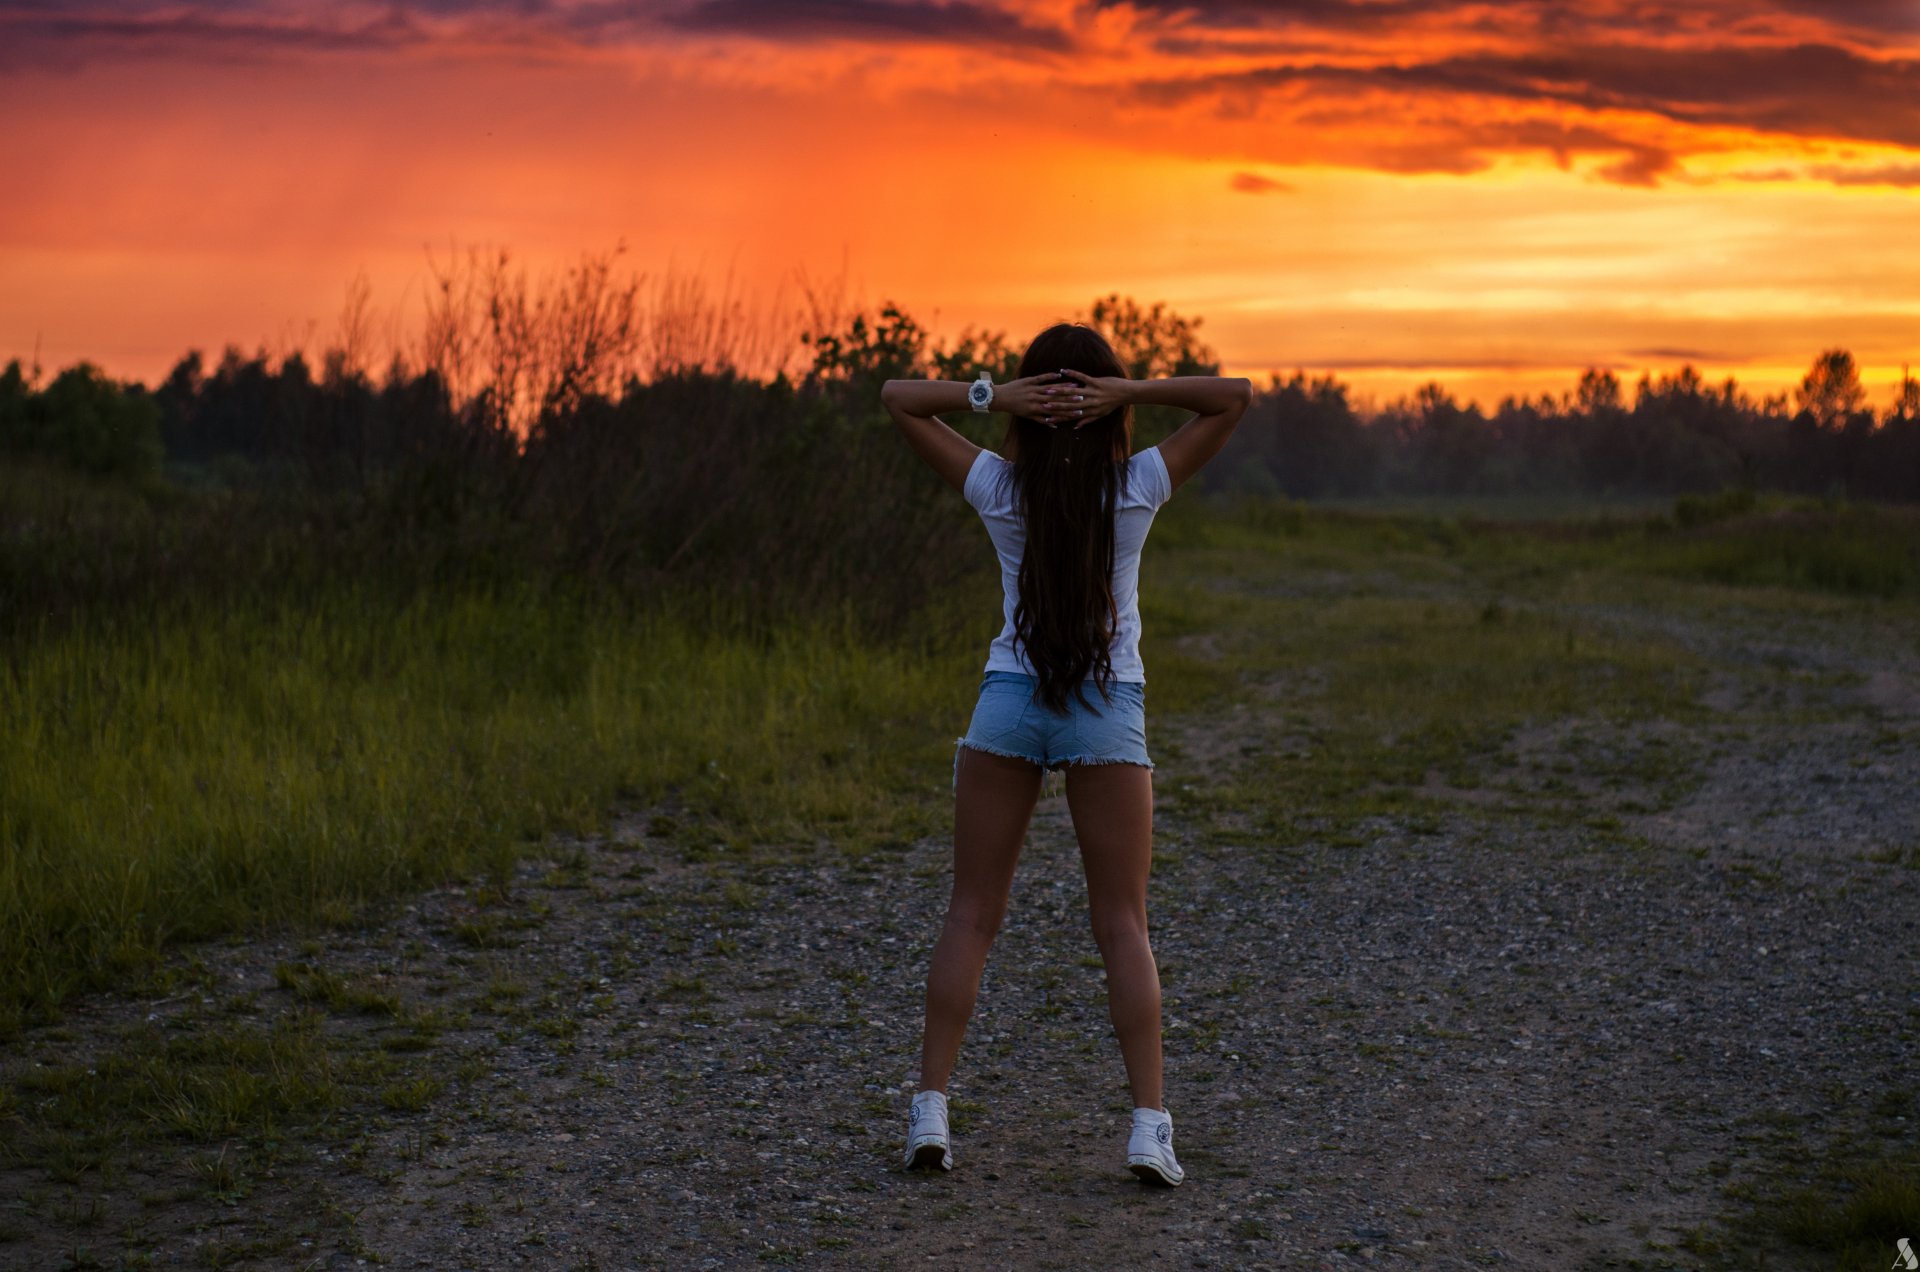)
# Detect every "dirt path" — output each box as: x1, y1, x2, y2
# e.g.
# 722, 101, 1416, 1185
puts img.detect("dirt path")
5, 588, 1917, 1270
